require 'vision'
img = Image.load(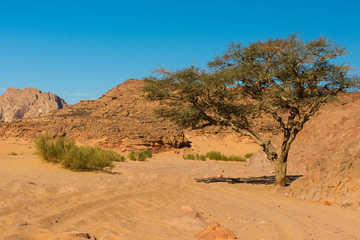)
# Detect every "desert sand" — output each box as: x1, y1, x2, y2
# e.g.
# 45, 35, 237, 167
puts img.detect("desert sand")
1, 138, 360, 240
